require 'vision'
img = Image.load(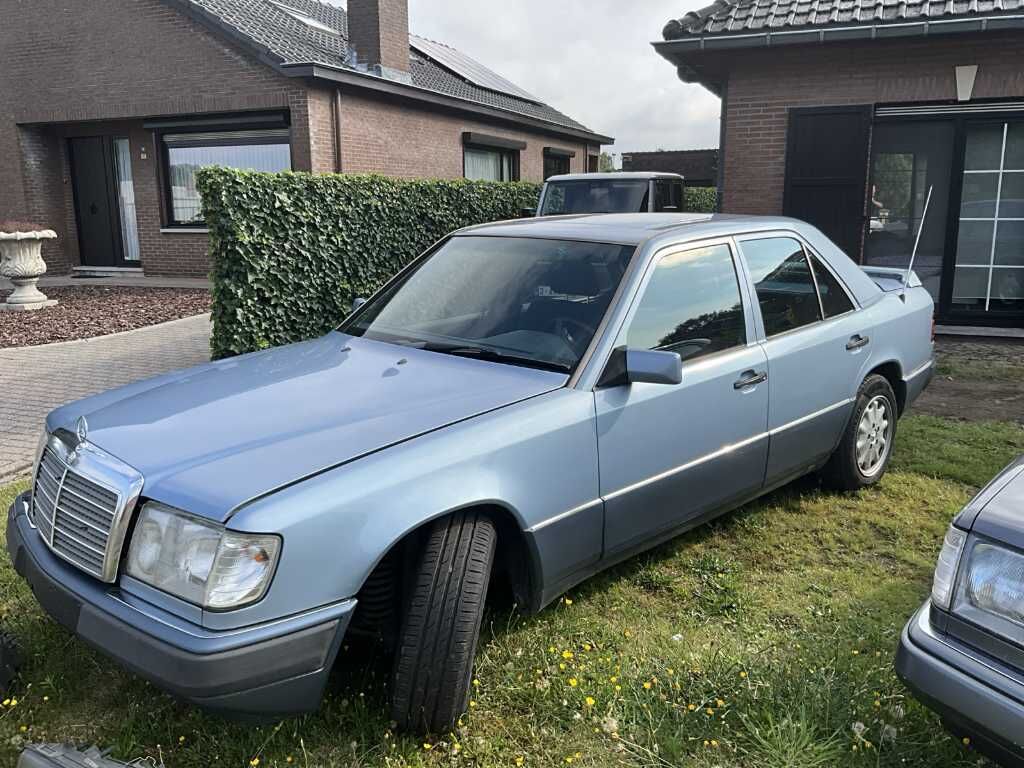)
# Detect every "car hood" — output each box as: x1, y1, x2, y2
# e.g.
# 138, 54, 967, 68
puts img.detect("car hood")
968, 457, 1024, 549
48, 332, 566, 521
